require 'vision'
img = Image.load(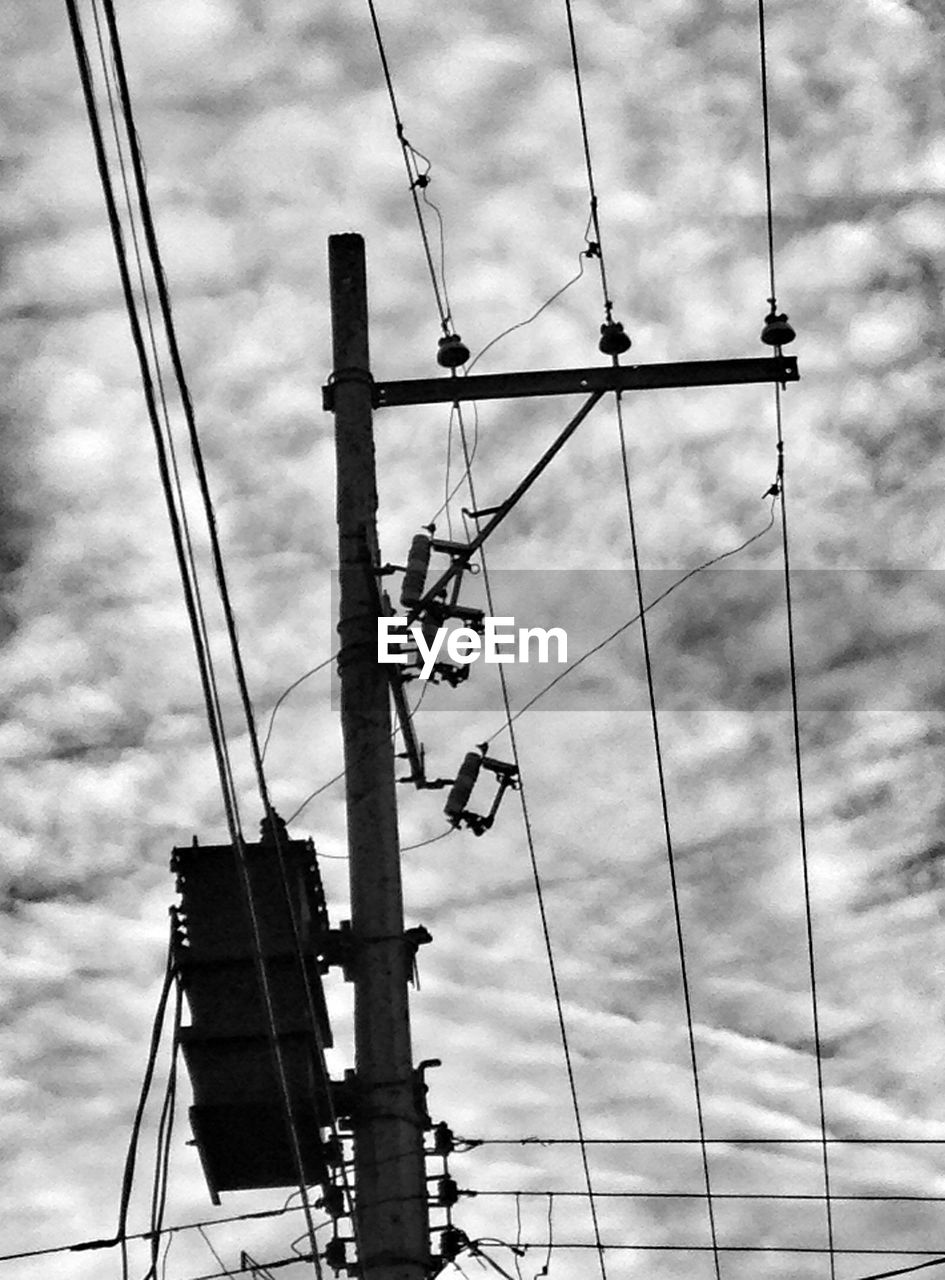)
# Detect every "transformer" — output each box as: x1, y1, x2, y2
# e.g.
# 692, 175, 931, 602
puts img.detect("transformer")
171, 824, 334, 1201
